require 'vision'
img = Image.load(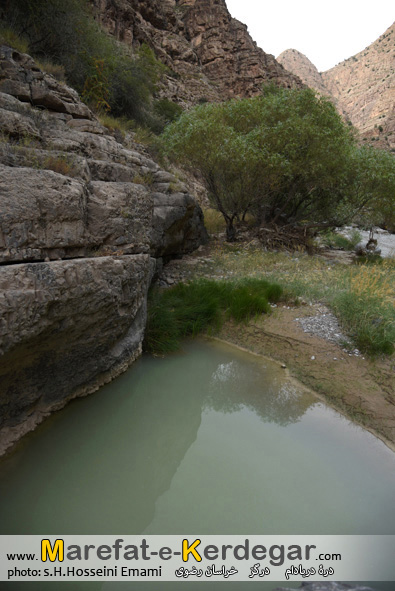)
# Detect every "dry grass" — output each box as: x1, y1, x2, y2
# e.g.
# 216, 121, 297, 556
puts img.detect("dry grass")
348, 260, 394, 305
203, 209, 226, 233
43, 155, 77, 177
0, 27, 29, 53
187, 243, 395, 355
35, 60, 66, 82
98, 114, 131, 135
